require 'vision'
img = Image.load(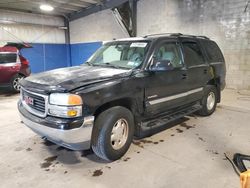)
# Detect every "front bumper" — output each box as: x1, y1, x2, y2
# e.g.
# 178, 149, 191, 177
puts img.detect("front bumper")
18, 101, 94, 150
